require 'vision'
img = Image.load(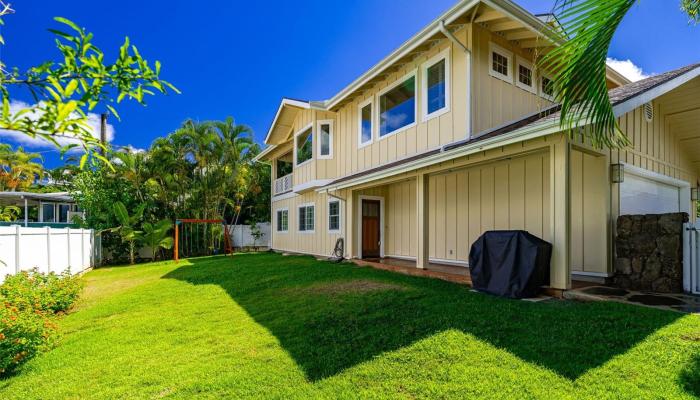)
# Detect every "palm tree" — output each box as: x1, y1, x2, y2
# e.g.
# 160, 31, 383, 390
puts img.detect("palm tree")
540, 0, 700, 148
0, 145, 44, 191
